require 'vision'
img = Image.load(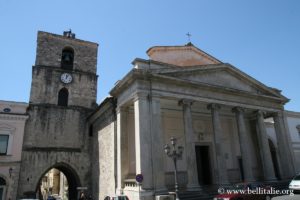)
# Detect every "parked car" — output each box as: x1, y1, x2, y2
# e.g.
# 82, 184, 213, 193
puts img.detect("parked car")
289, 174, 300, 193
213, 182, 271, 200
